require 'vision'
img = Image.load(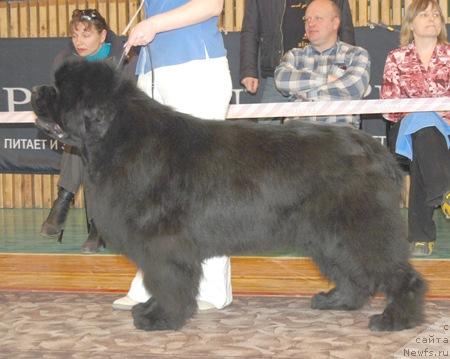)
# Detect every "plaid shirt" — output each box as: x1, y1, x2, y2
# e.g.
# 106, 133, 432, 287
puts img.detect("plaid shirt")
274, 41, 370, 128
